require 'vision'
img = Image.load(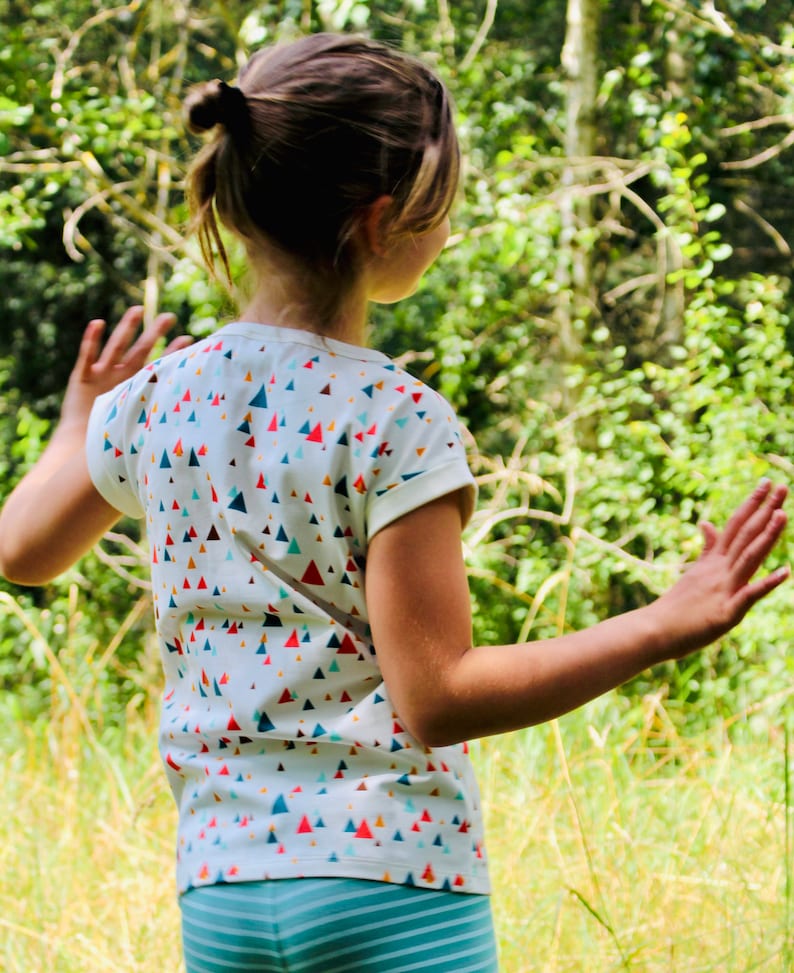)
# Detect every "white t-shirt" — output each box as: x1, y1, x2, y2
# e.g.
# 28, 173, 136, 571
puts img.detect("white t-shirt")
87, 322, 489, 895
